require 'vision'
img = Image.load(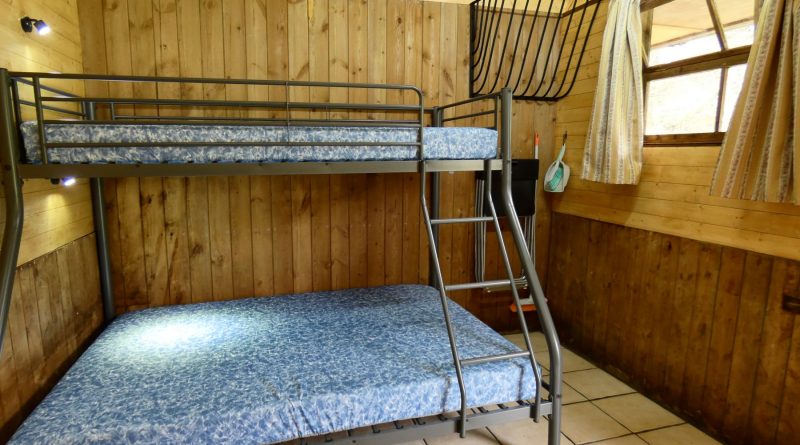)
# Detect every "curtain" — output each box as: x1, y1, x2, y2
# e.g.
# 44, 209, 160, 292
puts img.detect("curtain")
582, 0, 644, 185
710, 0, 799, 204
